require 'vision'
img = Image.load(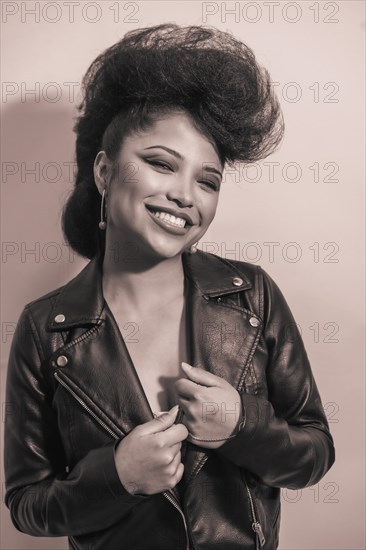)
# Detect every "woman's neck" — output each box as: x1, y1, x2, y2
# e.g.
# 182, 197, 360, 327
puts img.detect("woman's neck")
101, 250, 186, 313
